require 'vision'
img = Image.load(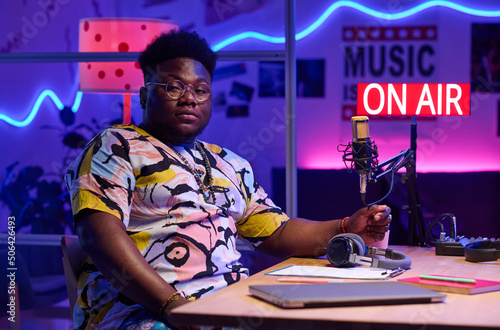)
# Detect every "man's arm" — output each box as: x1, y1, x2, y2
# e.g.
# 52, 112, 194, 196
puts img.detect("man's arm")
256, 205, 391, 258
75, 209, 189, 319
